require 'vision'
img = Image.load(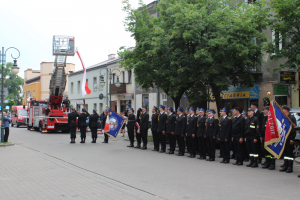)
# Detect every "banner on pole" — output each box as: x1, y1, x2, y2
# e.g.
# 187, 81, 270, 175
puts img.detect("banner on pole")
103, 108, 125, 139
